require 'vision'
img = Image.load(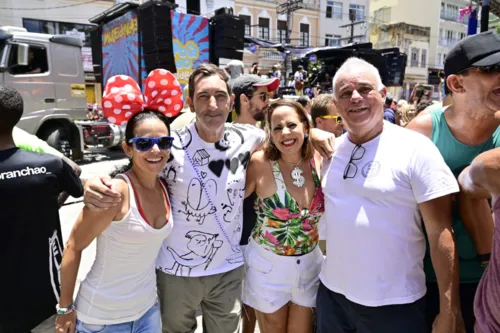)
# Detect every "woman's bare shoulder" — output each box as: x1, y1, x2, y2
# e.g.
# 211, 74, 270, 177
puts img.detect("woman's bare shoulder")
248, 150, 272, 179
110, 177, 129, 195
